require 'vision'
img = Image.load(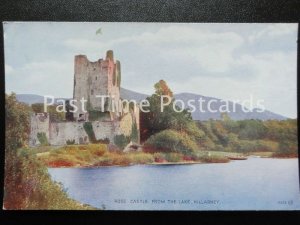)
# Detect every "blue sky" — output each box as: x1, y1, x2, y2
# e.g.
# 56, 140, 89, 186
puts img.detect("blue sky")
4, 22, 298, 118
